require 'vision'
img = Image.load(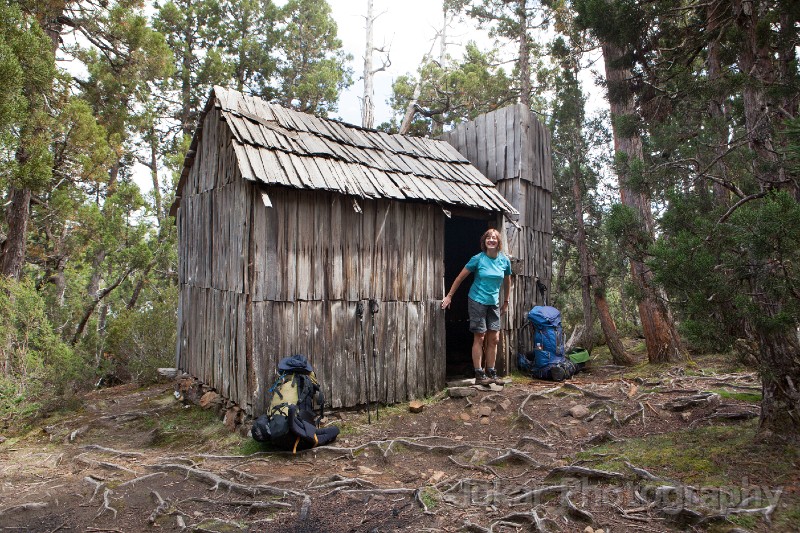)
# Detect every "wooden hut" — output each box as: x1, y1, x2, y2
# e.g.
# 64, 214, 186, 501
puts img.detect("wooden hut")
172, 87, 551, 415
